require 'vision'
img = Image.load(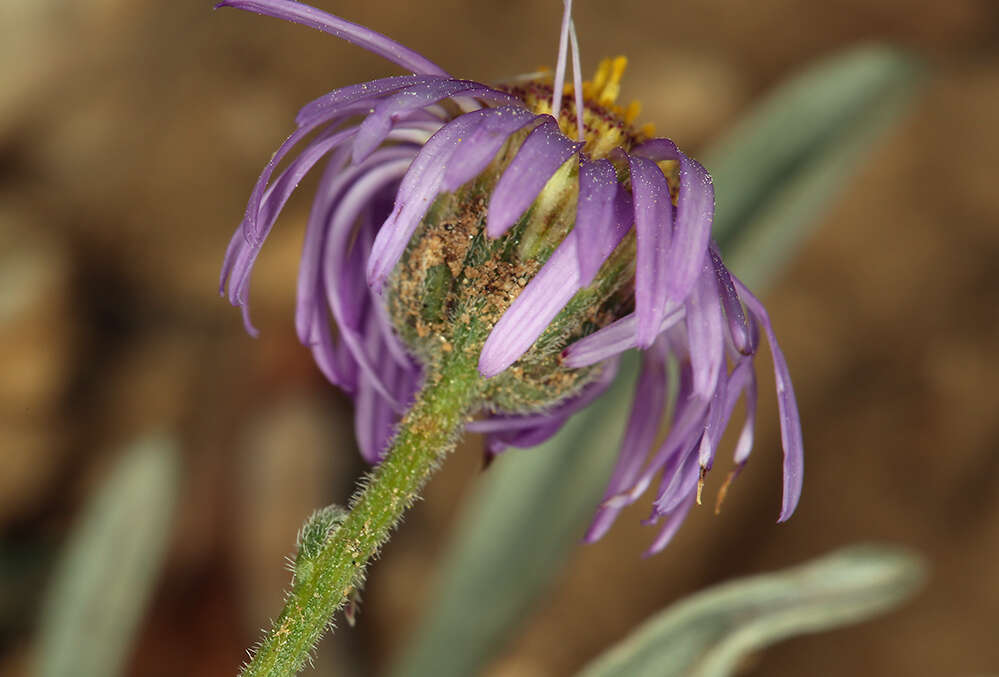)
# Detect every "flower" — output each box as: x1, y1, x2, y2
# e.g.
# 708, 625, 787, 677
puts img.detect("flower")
218, 0, 803, 554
